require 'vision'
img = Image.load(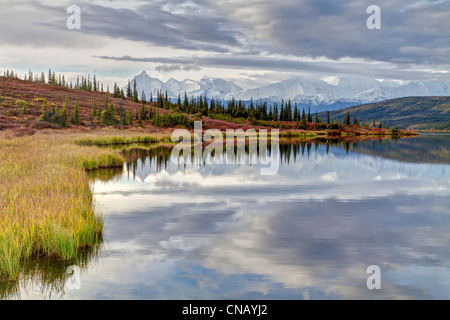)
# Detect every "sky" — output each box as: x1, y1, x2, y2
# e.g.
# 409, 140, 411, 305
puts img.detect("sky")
0, 0, 449, 89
